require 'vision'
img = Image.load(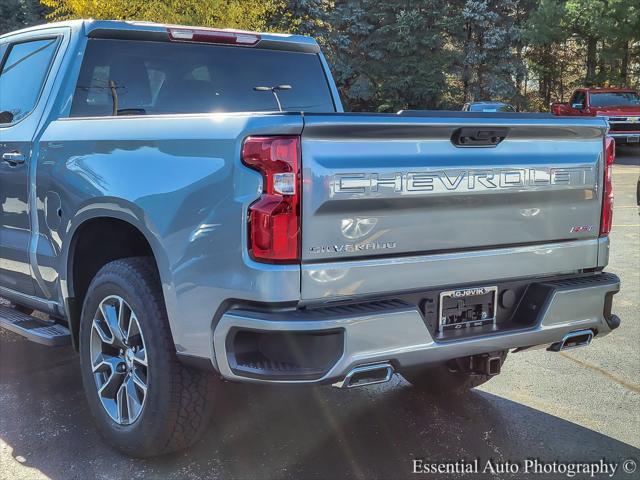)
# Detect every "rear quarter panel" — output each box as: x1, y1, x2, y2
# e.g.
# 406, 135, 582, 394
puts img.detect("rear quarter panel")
36, 114, 303, 359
